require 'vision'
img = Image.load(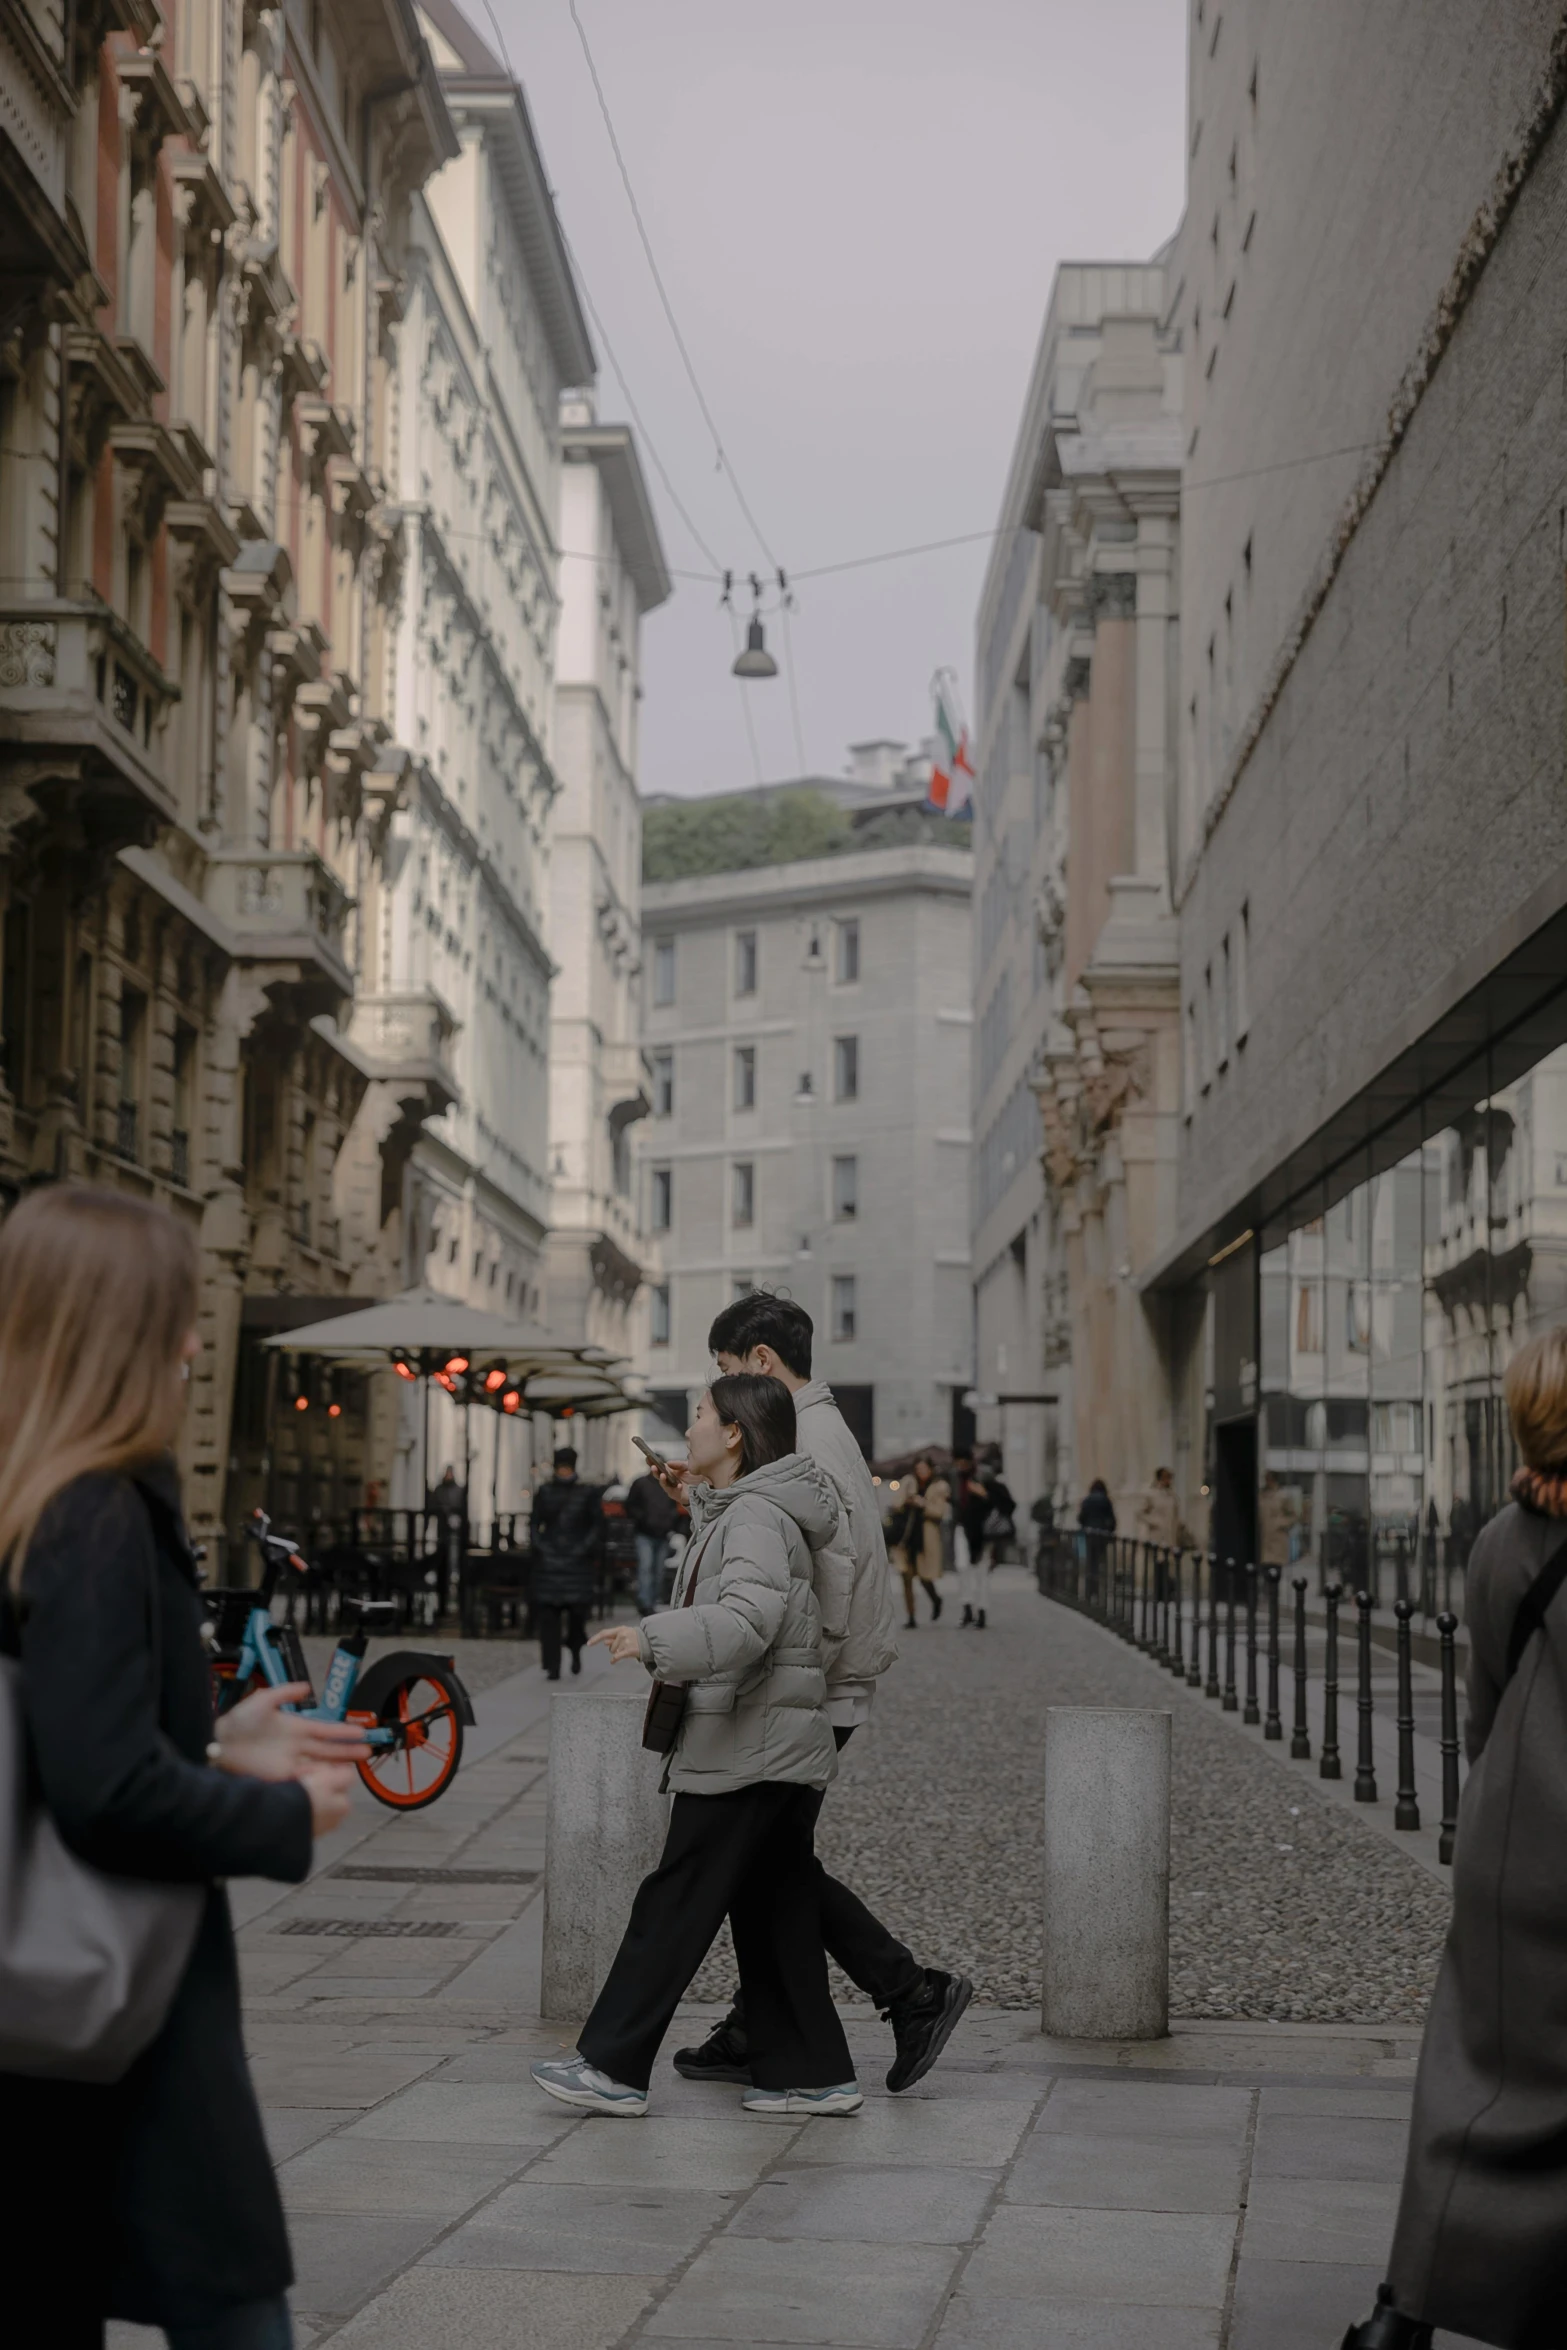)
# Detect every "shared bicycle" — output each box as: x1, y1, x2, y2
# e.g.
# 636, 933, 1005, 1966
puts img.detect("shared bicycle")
205, 1511, 475, 1810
